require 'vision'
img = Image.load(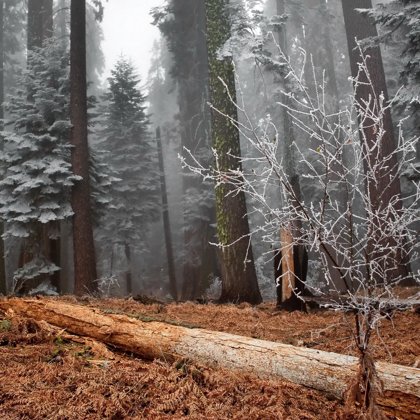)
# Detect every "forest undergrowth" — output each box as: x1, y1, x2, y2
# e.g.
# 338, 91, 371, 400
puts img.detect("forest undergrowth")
0, 296, 418, 419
